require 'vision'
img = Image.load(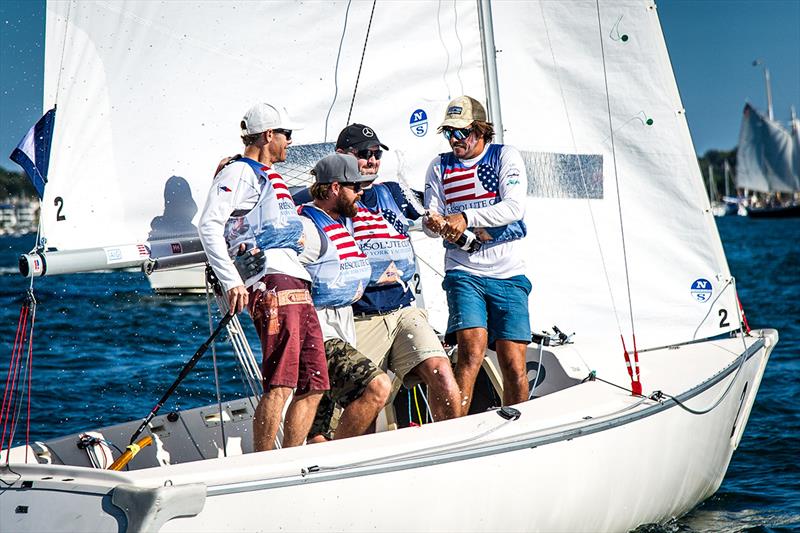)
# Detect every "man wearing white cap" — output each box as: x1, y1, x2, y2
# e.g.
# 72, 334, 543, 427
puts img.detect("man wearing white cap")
423, 95, 531, 416
199, 102, 329, 452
